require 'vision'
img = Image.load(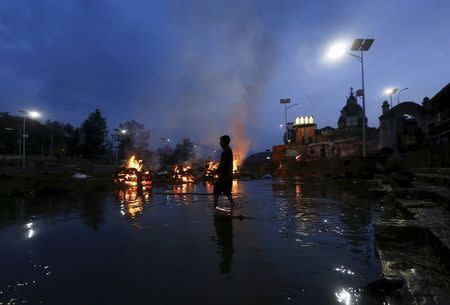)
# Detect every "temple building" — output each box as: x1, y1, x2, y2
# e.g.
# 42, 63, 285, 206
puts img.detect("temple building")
337, 87, 367, 131
379, 82, 450, 151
